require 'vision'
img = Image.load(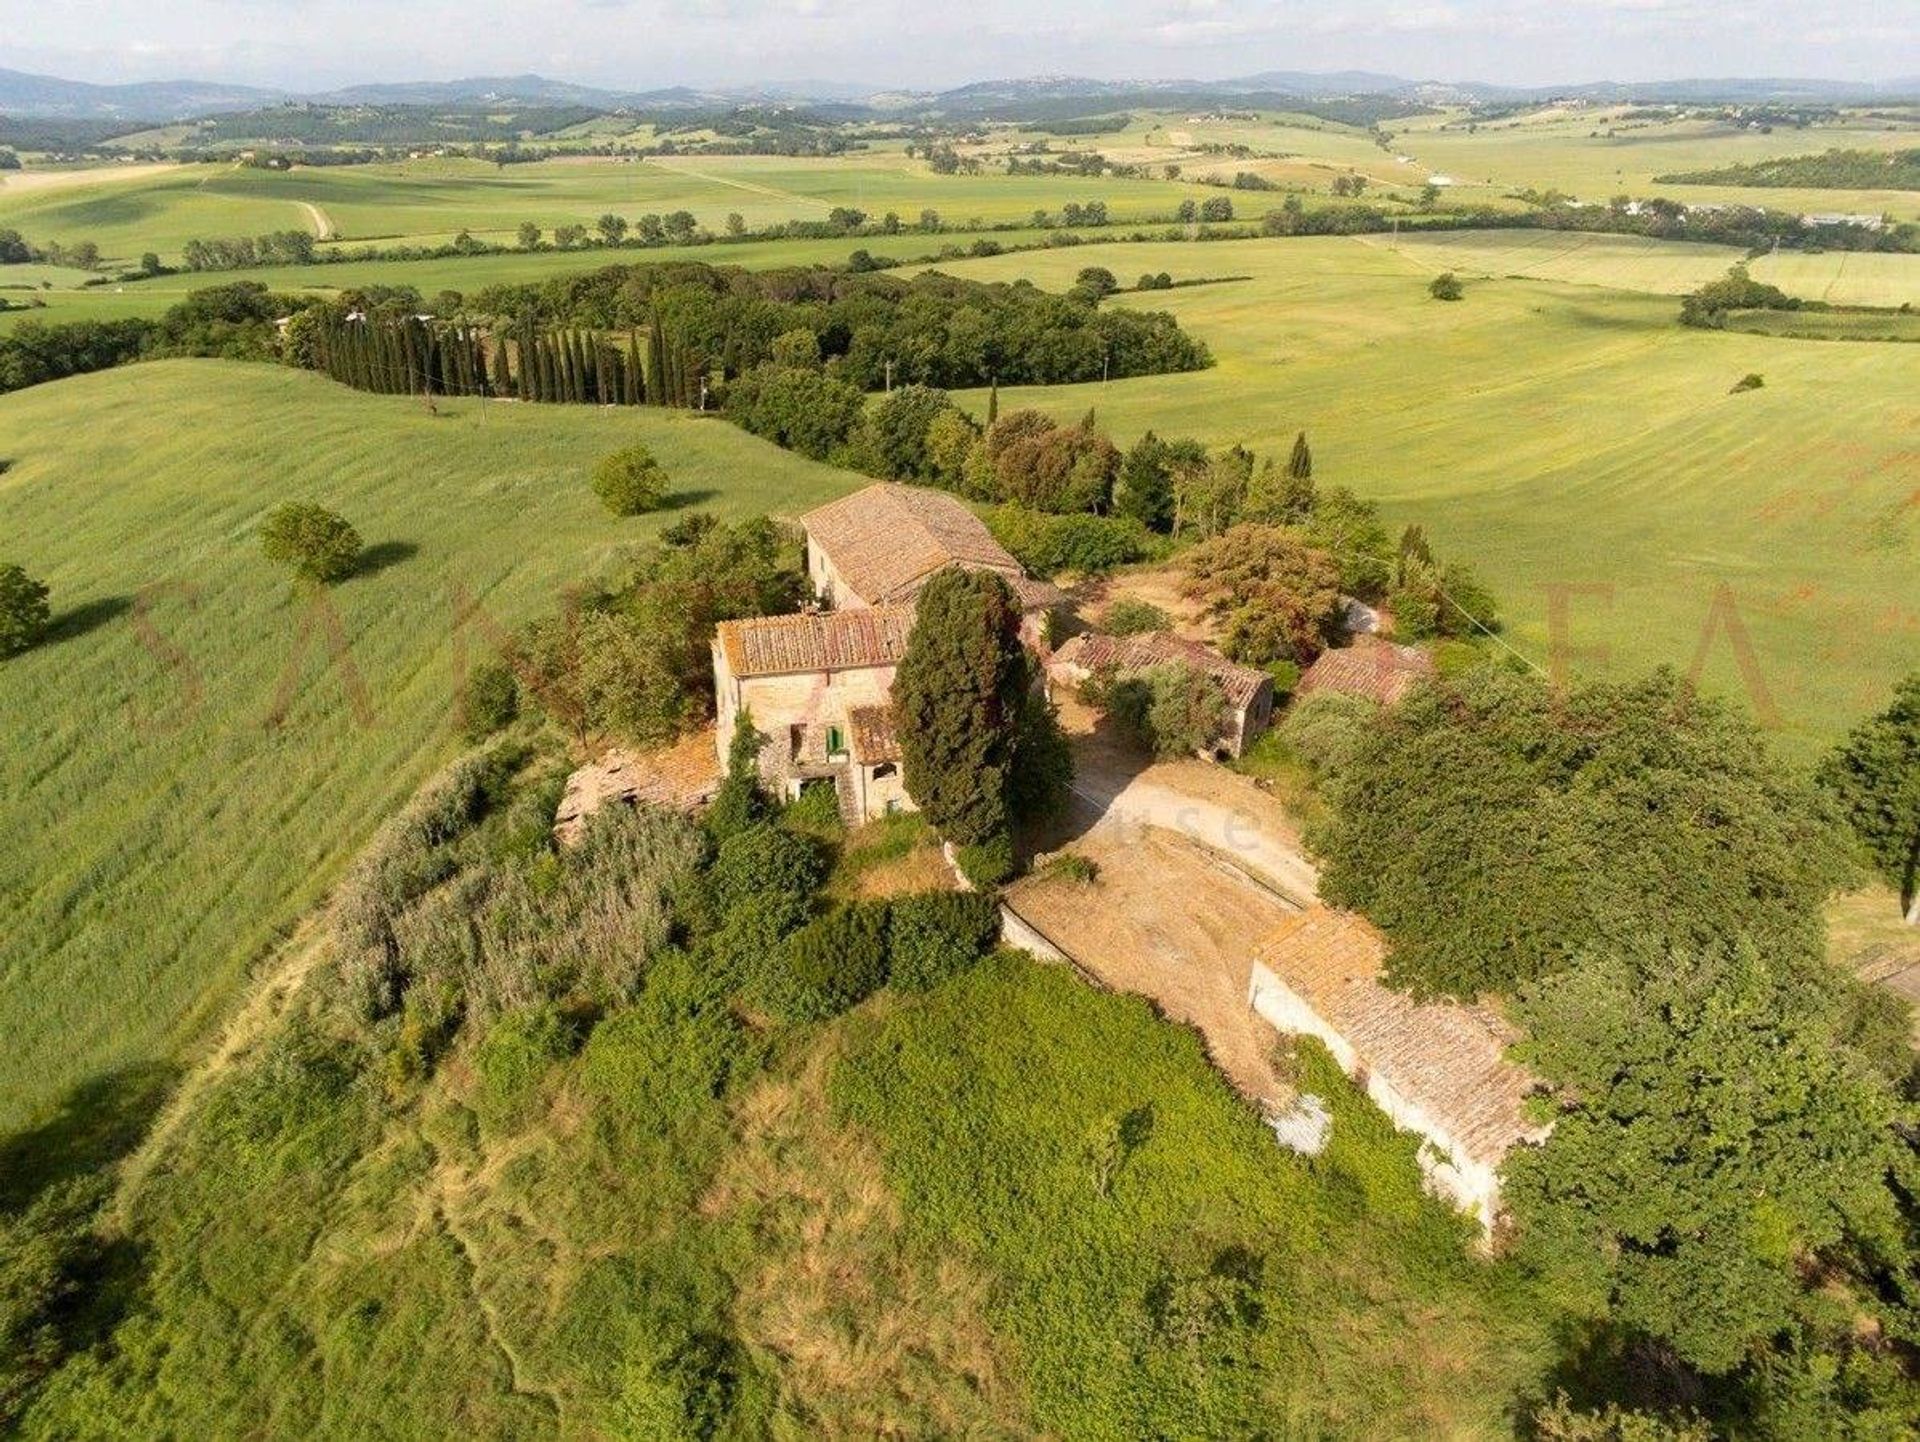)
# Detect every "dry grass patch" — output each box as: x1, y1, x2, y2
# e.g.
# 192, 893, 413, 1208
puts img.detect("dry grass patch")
708, 1034, 1028, 1436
